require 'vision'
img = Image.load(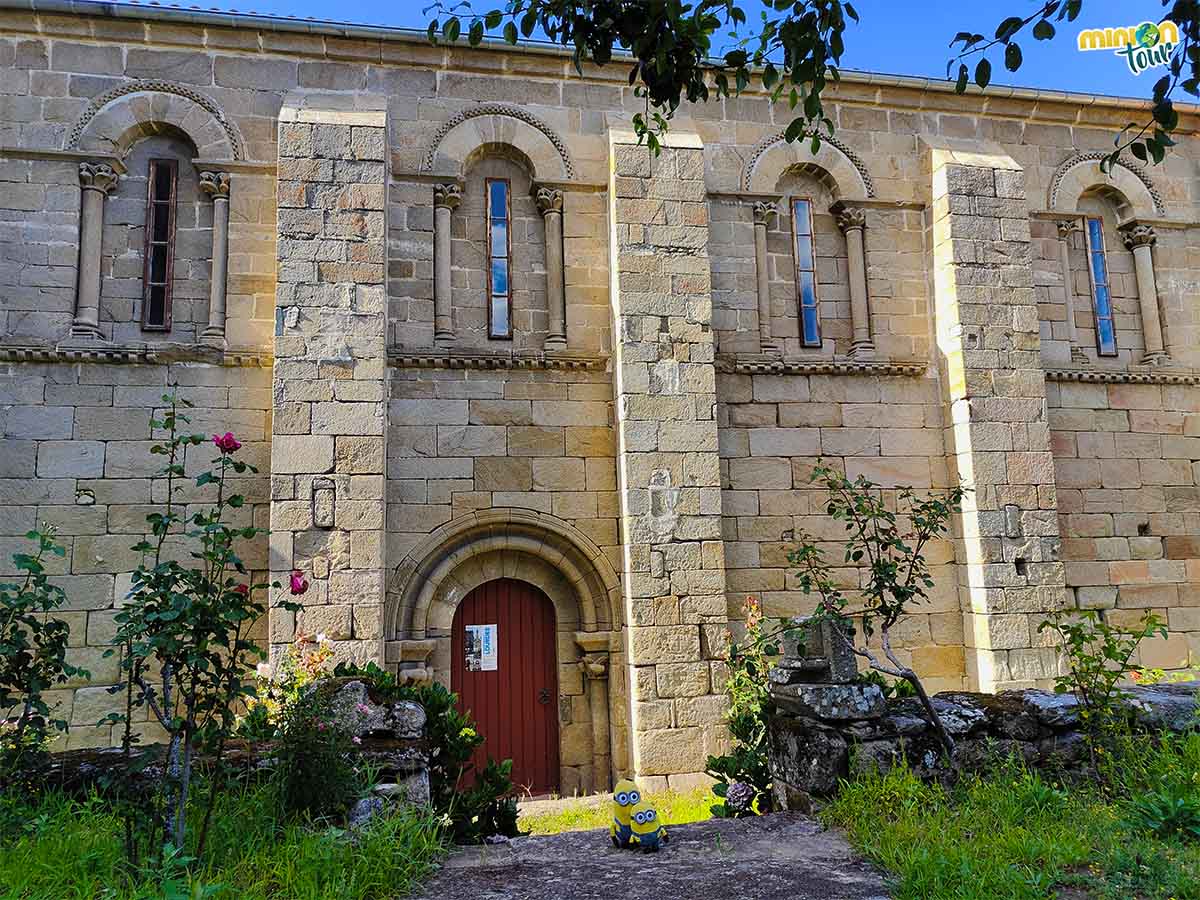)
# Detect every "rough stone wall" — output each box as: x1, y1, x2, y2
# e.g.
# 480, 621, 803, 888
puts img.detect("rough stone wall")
385, 367, 618, 564
268, 98, 390, 668
0, 155, 81, 343
609, 130, 731, 788
0, 359, 272, 749
927, 141, 1069, 692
